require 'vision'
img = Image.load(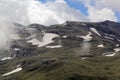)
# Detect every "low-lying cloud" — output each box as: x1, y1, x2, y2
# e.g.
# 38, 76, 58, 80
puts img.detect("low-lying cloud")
0, 0, 119, 50
0, 0, 88, 50
0, 0, 30, 50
